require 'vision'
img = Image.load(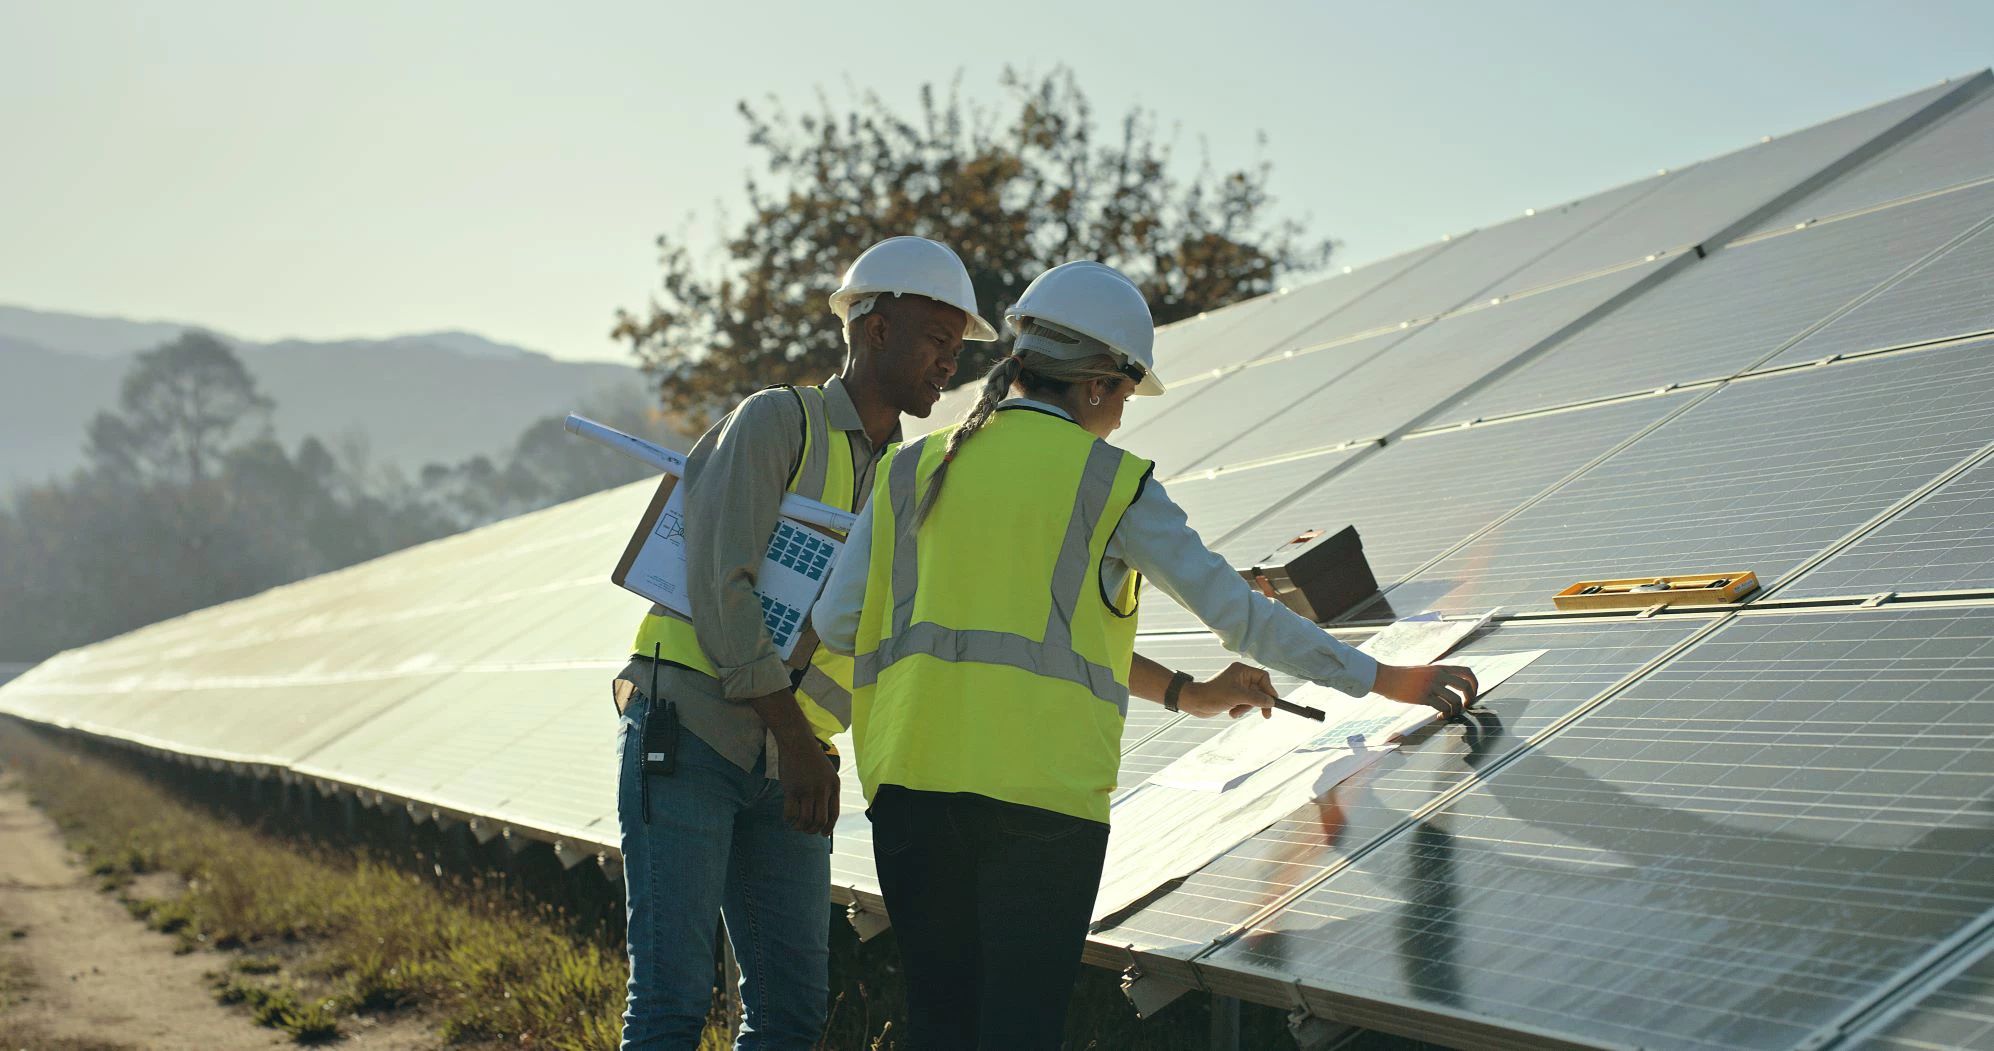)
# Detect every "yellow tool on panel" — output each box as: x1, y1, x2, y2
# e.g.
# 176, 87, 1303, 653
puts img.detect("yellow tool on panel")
1553, 572, 1761, 611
